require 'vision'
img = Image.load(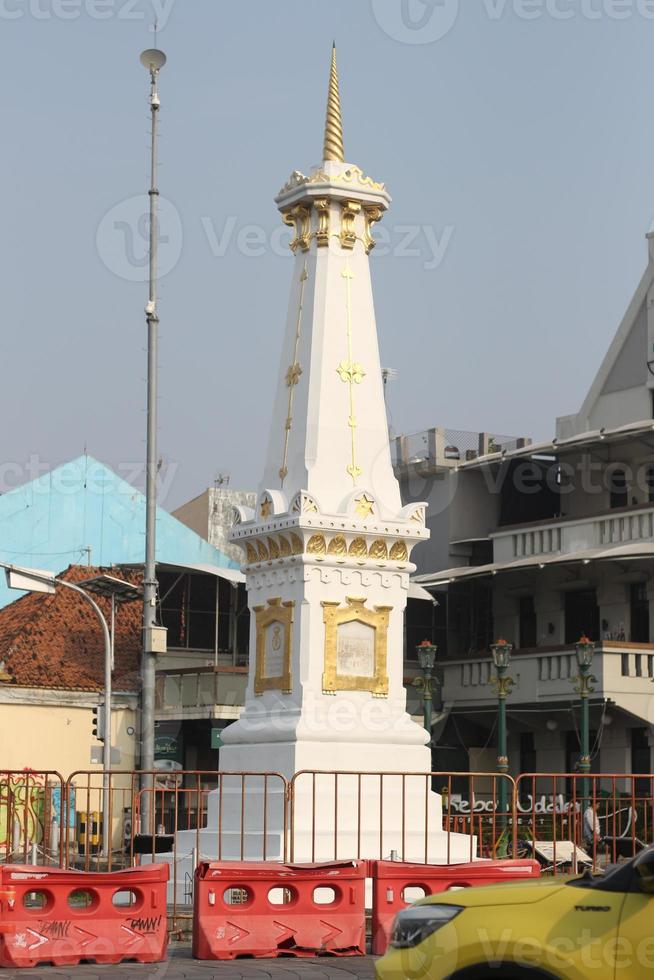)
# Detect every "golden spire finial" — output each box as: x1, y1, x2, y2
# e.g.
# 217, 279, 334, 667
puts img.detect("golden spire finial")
323, 43, 345, 163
